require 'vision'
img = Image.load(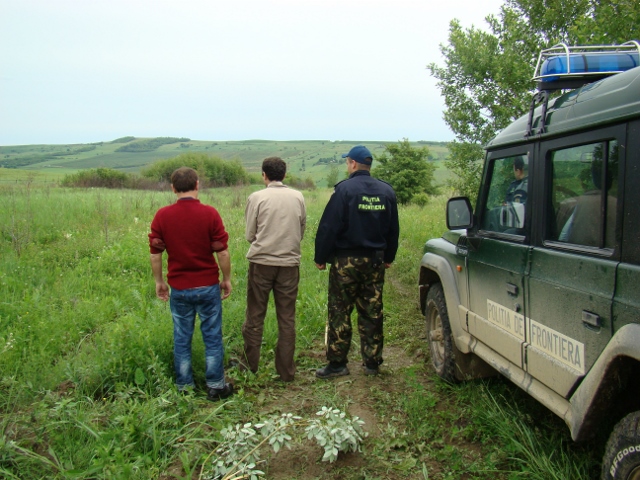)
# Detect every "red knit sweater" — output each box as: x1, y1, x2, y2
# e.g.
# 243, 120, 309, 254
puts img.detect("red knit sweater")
149, 198, 229, 289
